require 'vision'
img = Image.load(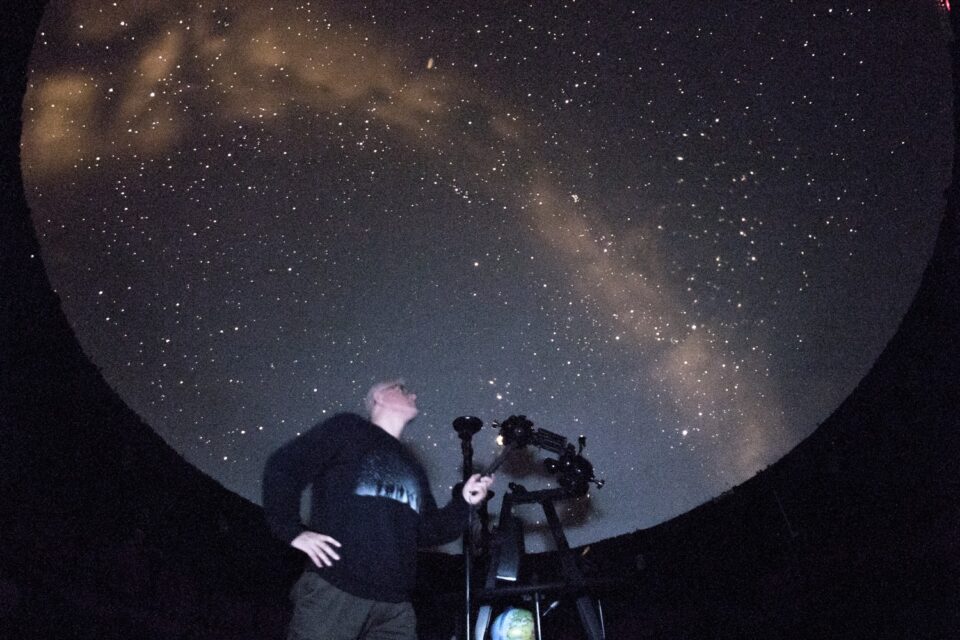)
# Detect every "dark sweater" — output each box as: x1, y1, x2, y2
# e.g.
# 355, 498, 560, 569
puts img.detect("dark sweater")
262, 413, 469, 602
